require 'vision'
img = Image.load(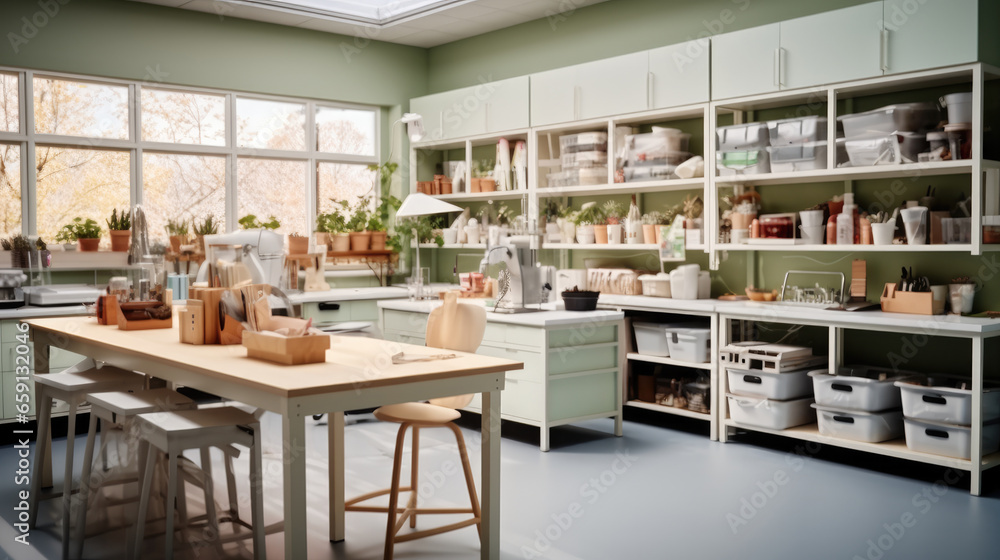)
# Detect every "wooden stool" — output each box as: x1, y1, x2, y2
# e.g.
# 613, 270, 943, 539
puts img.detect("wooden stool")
73, 388, 197, 559
29, 362, 145, 546
131, 406, 265, 560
